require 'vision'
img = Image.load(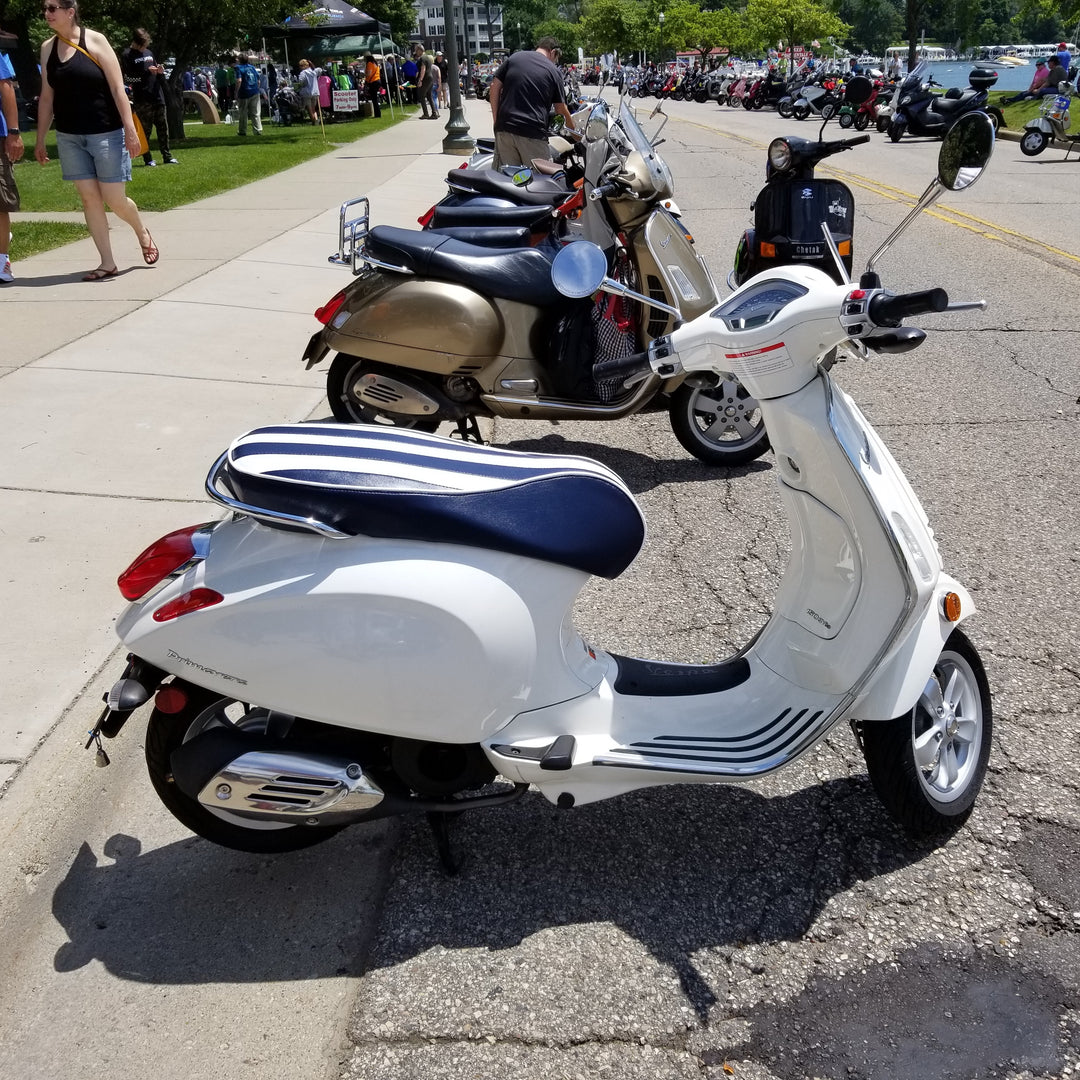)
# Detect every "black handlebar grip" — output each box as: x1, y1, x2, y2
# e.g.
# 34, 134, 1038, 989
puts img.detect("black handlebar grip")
593, 350, 652, 382
844, 134, 872, 147
869, 287, 949, 326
